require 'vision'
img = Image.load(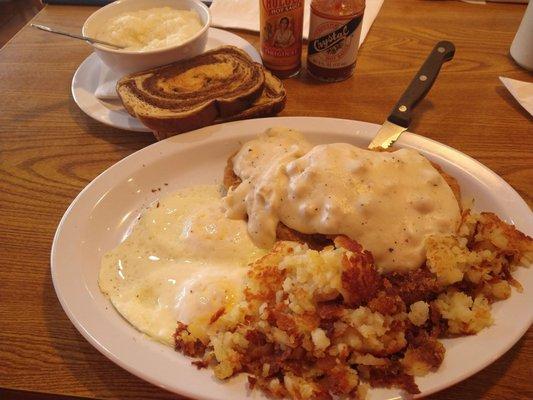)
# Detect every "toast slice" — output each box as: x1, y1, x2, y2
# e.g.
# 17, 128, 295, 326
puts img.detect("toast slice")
217, 69, 286, 123
117, 46, 265, 138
